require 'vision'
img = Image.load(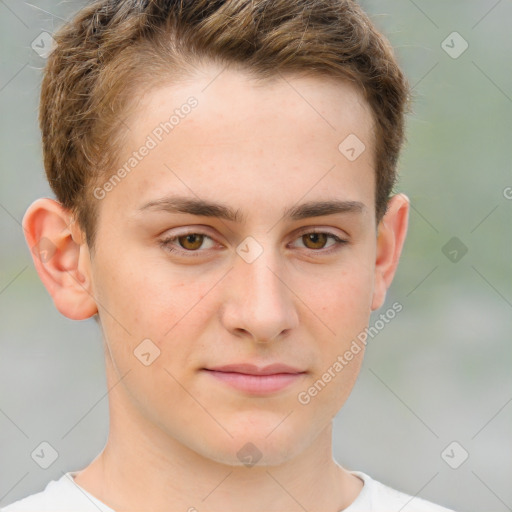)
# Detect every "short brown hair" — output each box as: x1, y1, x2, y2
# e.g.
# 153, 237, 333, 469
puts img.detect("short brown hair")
40, 0, 410, 251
